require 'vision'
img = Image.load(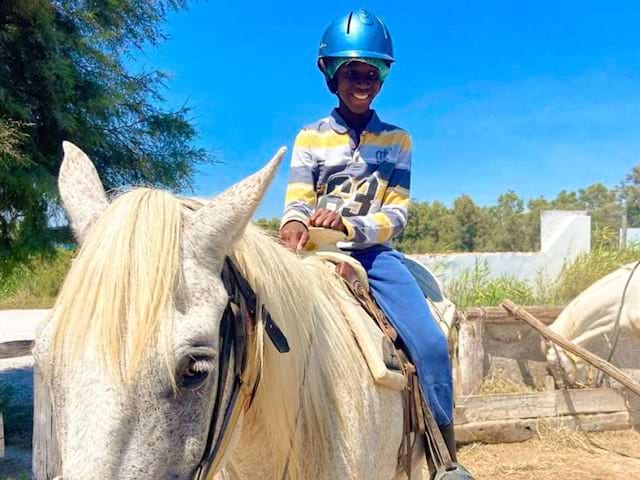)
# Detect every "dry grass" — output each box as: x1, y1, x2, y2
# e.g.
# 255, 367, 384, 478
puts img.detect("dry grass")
478, 370, 540, 395
459, 427, 640, 480
0, 293, 56, 309
535, 419, 594, 451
